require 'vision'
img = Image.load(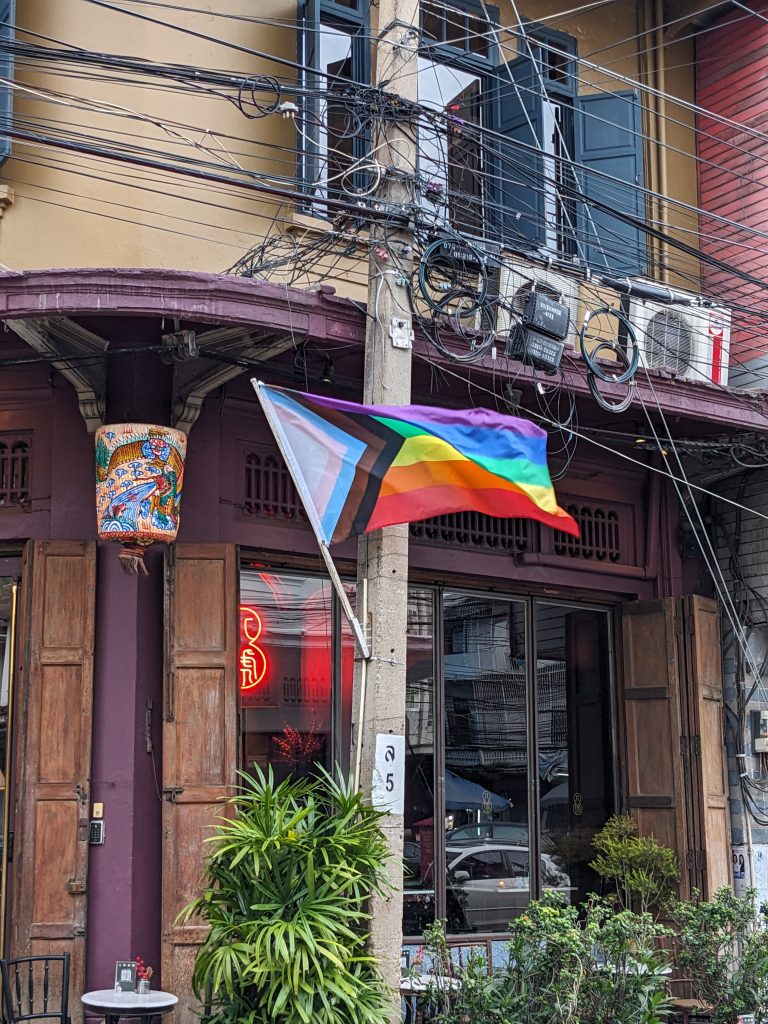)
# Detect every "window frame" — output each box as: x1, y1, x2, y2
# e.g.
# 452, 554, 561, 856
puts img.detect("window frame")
298, 0, 370, 210
236, 557, 620, 941
405, 585, 619, 942
0, 0, 15, 165
417, 0, 499, 239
